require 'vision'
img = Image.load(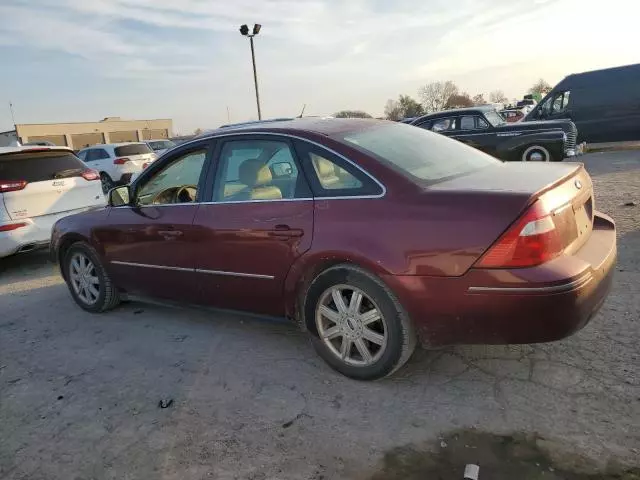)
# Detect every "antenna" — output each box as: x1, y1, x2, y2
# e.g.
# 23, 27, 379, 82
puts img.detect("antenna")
226, 106, 230, 123
298, 104, 306, 118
